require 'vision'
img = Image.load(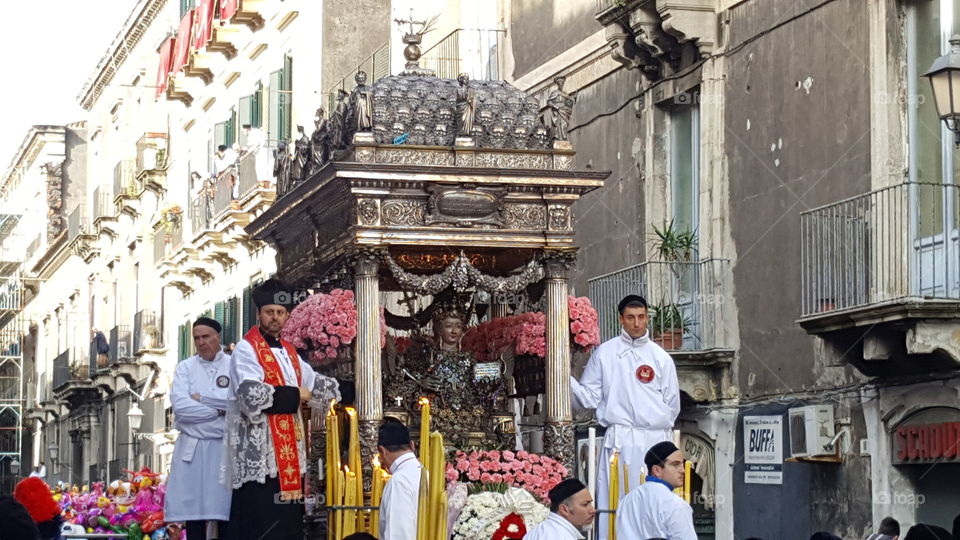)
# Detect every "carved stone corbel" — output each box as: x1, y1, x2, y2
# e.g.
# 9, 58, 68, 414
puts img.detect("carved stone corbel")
656, 0, 718, 57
